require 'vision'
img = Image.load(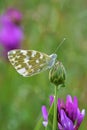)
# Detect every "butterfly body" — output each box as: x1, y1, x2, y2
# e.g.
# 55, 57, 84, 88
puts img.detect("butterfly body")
8, 49, 57, 77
